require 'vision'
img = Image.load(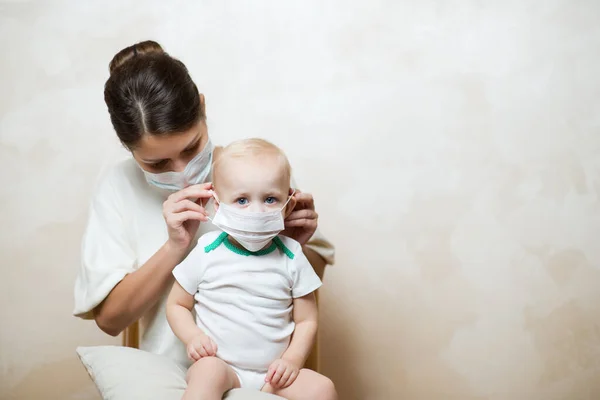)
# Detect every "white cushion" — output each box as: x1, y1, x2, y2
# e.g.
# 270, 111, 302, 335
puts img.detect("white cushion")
76, 346, 284, 400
